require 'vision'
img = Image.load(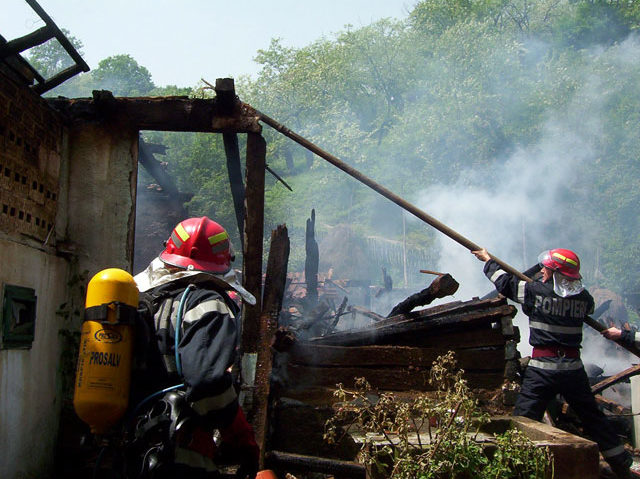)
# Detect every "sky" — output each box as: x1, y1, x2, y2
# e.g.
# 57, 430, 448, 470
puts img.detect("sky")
3, 0, 414, 87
